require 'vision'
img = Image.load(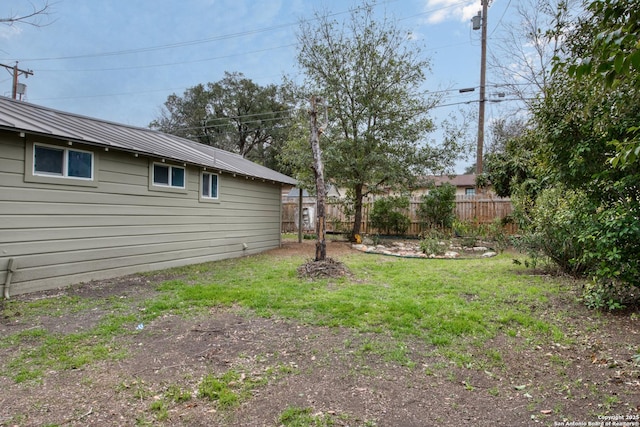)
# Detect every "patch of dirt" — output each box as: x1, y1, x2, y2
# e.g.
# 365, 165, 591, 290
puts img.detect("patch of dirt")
271, 238, 354, 259
0, 239, 638, 426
